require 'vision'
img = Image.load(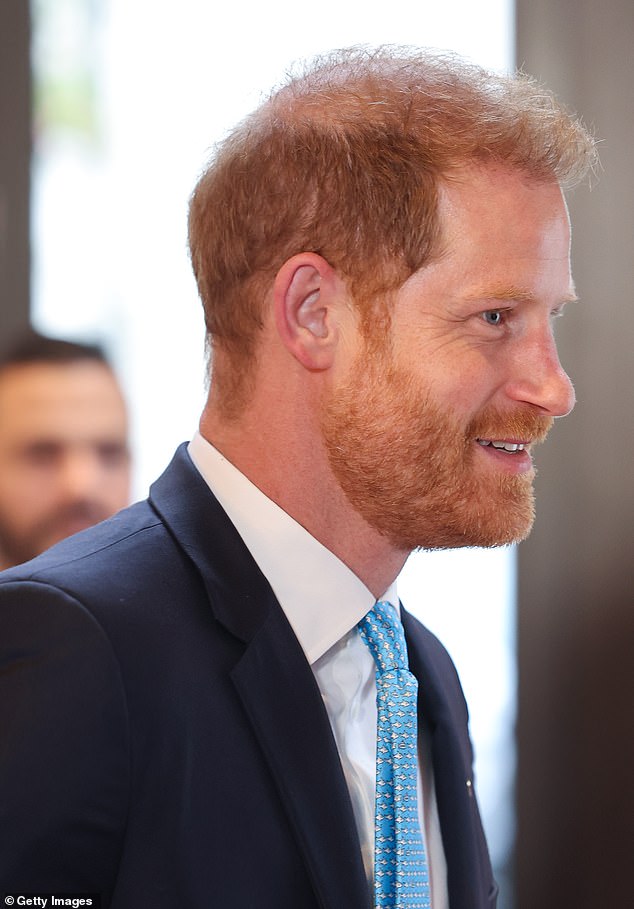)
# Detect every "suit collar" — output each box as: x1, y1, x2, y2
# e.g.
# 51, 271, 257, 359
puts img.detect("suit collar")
149, 443, 273, 642
187, 432, 375, 664
403, 608, 497, 908
149, 444, 370, 908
